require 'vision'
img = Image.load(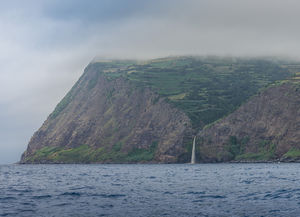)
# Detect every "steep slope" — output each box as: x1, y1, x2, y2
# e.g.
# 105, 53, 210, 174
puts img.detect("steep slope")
20, 56, 297, 163
198, 81, 300, 162
88, 57, 292, 130
21, 65, 193, 163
